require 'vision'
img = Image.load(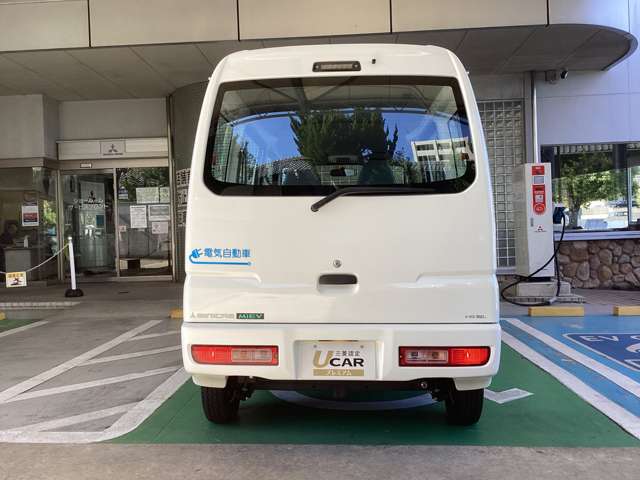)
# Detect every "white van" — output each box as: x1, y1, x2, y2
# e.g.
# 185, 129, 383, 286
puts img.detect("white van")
182, 44, 500, 426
